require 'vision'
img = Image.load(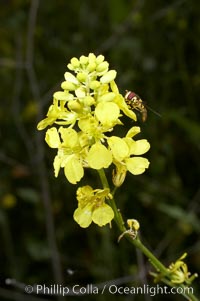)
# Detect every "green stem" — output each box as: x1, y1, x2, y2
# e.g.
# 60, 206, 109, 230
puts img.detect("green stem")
98, 169, 125, 232
97, 169, 198, 301
130, 236, 168, 273
98, 168, 109, 189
